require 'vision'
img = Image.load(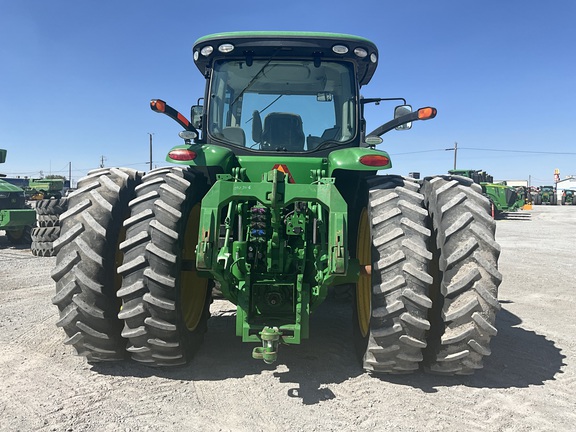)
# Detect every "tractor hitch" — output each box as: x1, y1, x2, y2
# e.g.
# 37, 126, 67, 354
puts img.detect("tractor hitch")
252, 326, 283, 364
